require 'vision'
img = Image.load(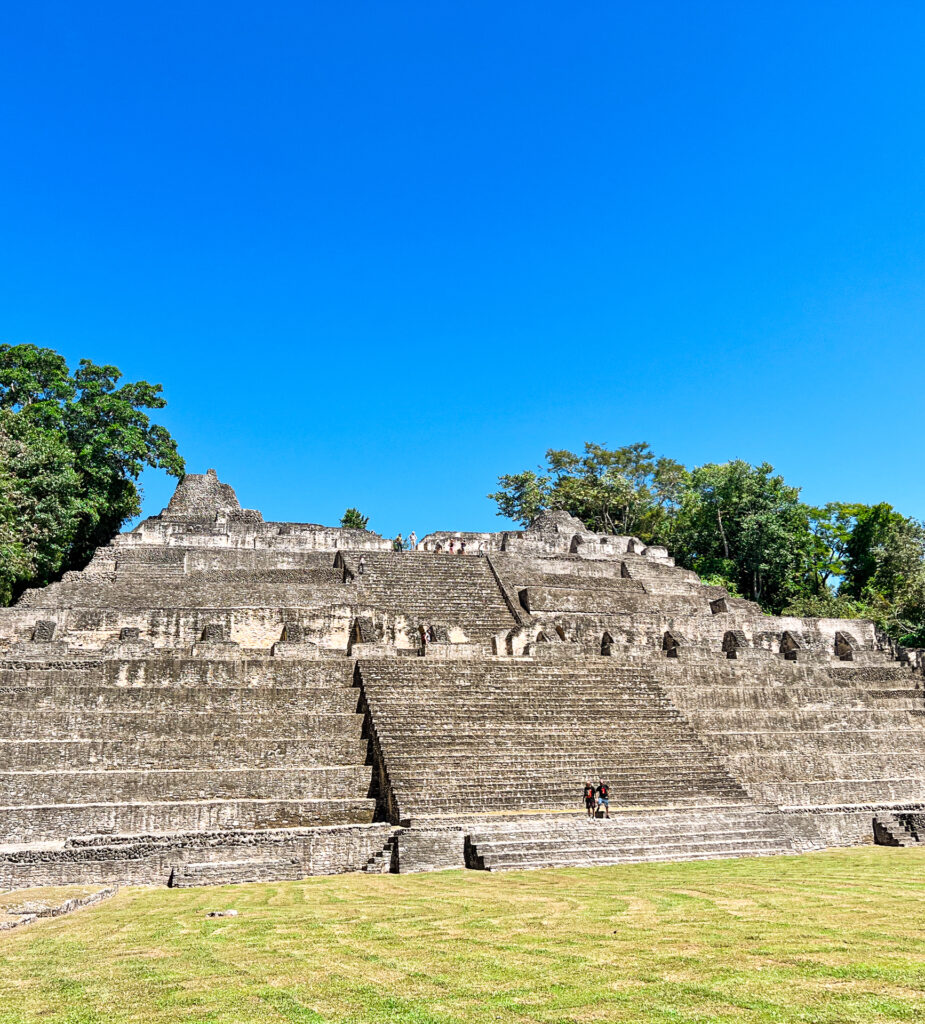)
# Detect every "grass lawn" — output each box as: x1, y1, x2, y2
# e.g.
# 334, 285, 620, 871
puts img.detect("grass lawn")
0, 847, 923, 1023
